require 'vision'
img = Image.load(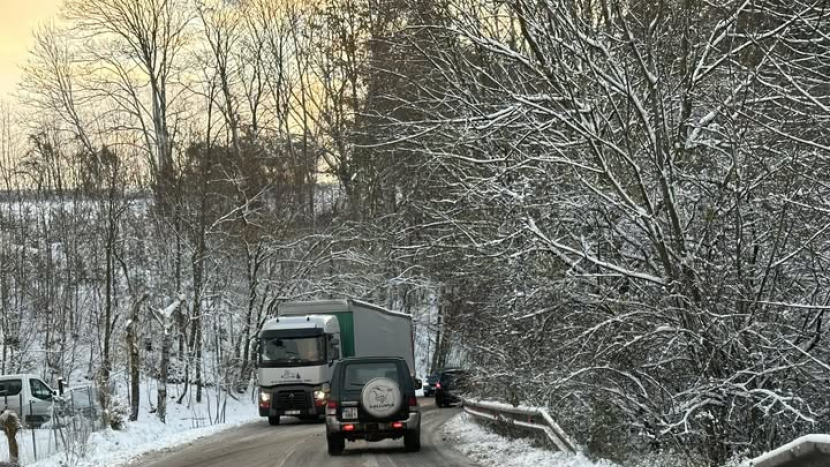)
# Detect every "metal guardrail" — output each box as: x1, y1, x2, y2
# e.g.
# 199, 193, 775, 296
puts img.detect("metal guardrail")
461, 398, 577, 454
749, 435, 830, 467
462, 399, 829, 467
